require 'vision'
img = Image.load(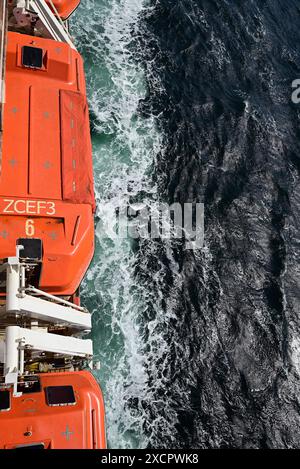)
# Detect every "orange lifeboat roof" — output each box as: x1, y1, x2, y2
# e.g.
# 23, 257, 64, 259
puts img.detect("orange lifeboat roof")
0, 32, 96, 295
46, 0, 81, 20
0, 371, 106, 449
